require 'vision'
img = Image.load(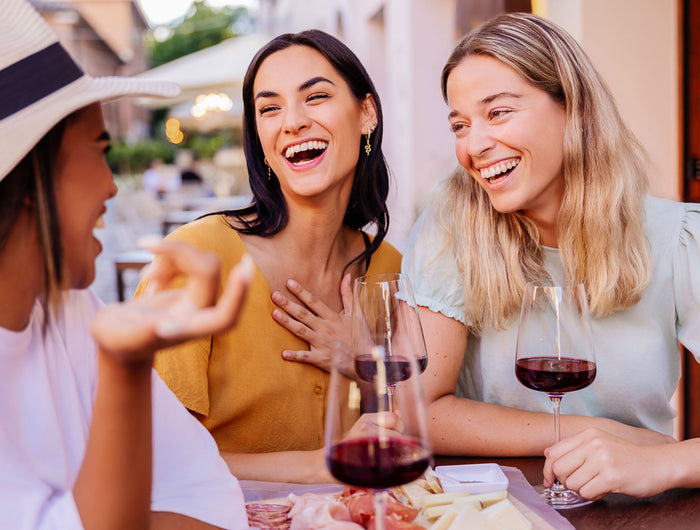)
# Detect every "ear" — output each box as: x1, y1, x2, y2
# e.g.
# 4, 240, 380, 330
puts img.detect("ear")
360, 94, 378, 134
